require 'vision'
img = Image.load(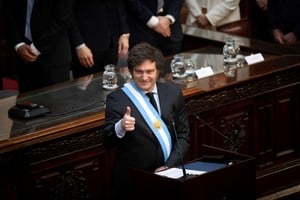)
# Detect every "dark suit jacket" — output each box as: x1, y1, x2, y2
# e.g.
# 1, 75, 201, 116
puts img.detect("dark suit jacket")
5, 0, 73, 66
69, 0, 129, 51
125, 0, 184, 44
103, 81, 190, 170
267, 0, 300, 38
103, 81, 190, 198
